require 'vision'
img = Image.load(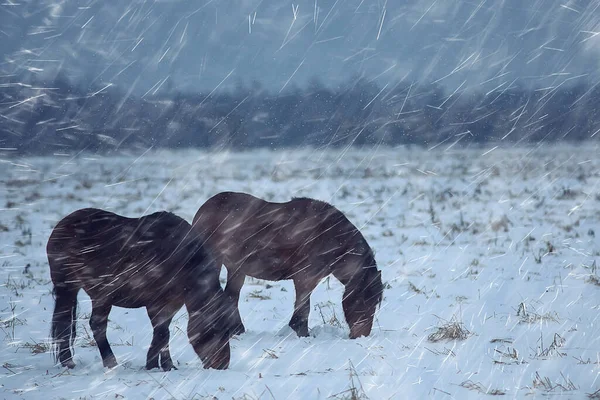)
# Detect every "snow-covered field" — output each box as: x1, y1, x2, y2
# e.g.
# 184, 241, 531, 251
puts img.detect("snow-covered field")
1, 143, 599, 400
